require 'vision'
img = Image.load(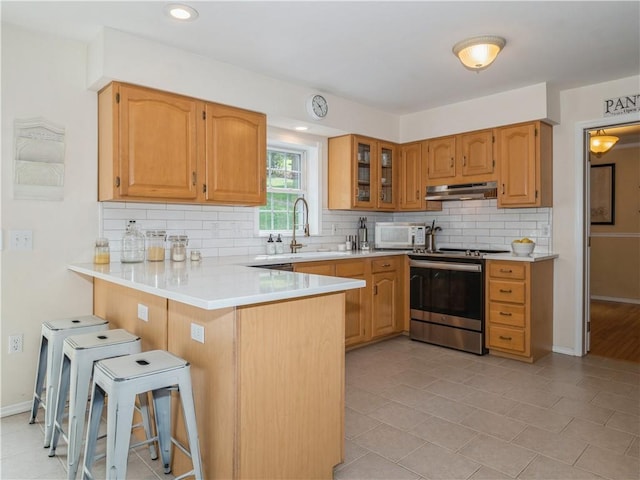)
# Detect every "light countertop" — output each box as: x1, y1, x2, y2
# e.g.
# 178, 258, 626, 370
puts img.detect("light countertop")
69, 259, 366, 311
483, 252, 558, 262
